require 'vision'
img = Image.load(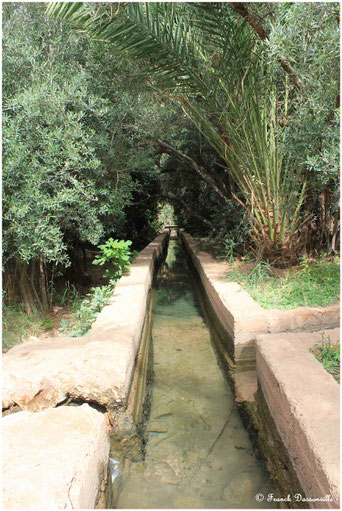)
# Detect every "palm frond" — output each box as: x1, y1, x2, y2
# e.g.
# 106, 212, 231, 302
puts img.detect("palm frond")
47, 1, 307, 263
